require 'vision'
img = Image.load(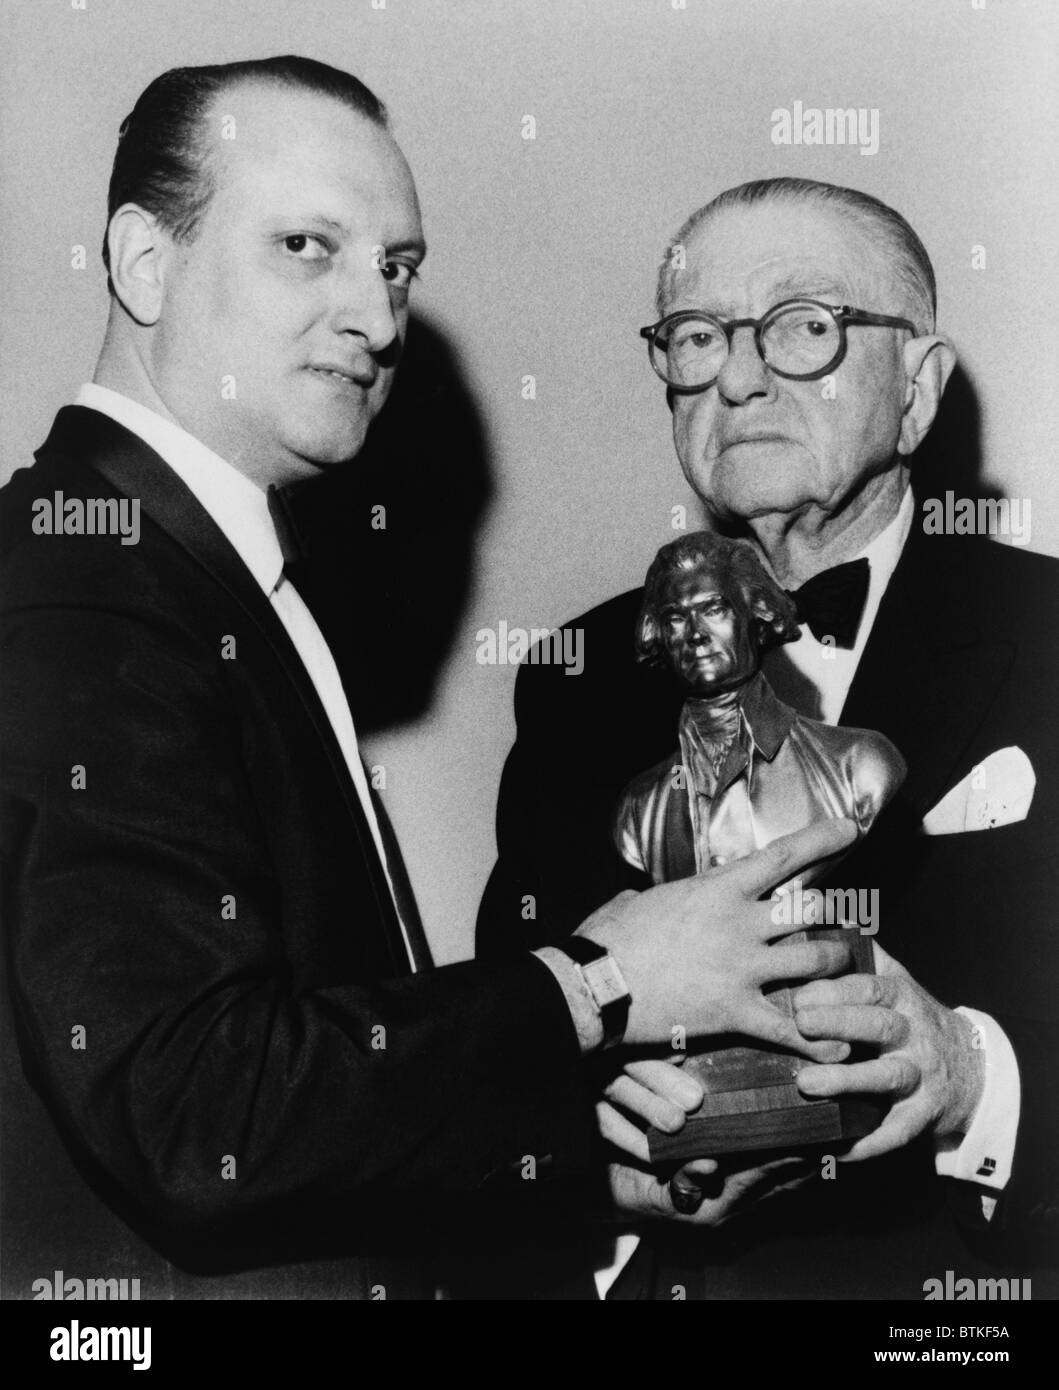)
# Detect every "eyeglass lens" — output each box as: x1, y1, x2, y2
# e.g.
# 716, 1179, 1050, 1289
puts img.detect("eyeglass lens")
656, 302, 840, 387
